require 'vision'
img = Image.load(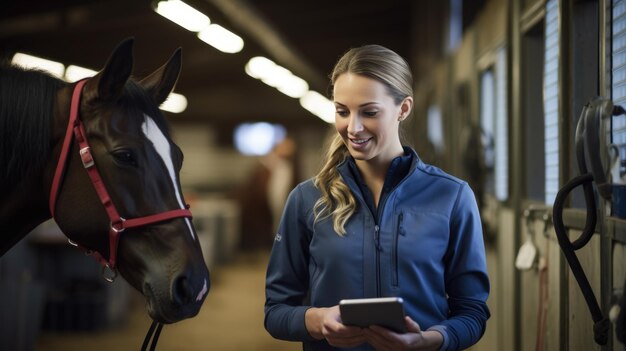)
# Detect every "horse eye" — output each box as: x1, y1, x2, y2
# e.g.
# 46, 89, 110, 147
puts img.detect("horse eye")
112, 149, 137, 166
